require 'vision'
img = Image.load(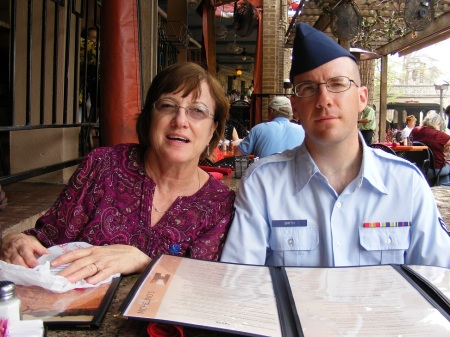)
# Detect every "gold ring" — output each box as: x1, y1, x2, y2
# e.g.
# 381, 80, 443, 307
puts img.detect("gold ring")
93, 262, 99, 272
